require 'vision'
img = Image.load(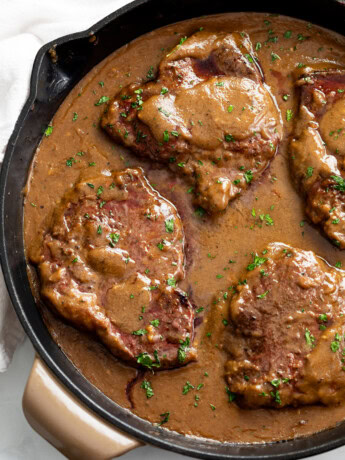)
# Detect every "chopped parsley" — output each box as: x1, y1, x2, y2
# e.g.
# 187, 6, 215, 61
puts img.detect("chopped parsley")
178, 336, 190, 363
95, 96, 110, 106
66, 157, 76, 167
224, 133, 235, 142
270, 390, 281, 404
225, 386, 236, 402
319, 314, 328, 322
132, 329, 147, 336
109, 233, 120, 247
331, 175, 345, 192
165, 218, 174, 233
305, 328, 315, 347
247, 253, 267, 271
146, 66, 155, 80
157, 241, 165, 251
158, 412, 170, 426
44, 125, 53, 137
182, 381, 194, 394
244, 170, 253, 184
286, 109, 293, 121
137, 351, 160, 369
331, 333, 341, 352
306, 167, 314, 178
141, 380, 154, 398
